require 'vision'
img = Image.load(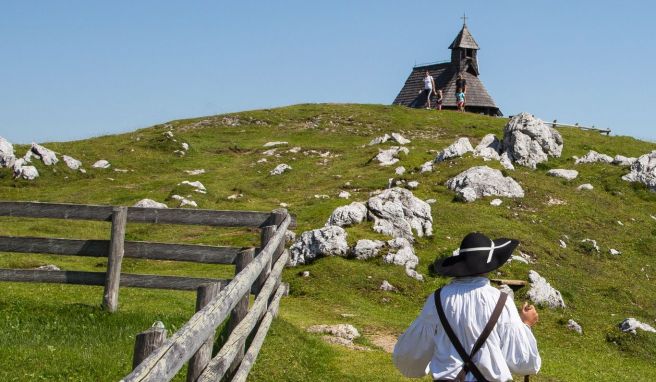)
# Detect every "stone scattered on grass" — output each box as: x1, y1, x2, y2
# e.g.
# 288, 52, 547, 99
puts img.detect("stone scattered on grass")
270, 163, 292, 175
420, 161, 433, 173
179, 180, 206, 193
35, 264, 60, 271
0, 136, 15, 168
575, 150, 614, 165
384, 238, 423, 281
547, 169, 579, 180
406, 181, 419, 189
425, 199, 436, 204
618, 318, 656, 334
184, 169, 205, 175
369, 134, 391, 146
379, 280, 397, 291
527, 270, 565, 309
62, 155, 82, 171
300, 271, 310, 278
314, 194, 330, 199
612, 155, 636, 167
559, 240, 567, 249
490, 199, 503, 206
338, 191, 351, 199
395, 166, 406, 175
435, 137, 474, 162
499, 152, 515, 170
171, 195, 198, 208
30, 143, 59, 166
375, 146, 409, 166
367, 187, 433, 240
133, 199, 168, 209
227, 193, 243, 200
262, 148, 277, 156
577, 183, 594, 191
14, 164, 39, 180
391, 133, 411, 145
326, 202, 367, 227
307, 324, 360, 341
263, 141, 288, 147
581, 239, 600, 253
352, 239, 385, 260
92, 160, 111, 169
289, 146, 302, 154
288, 226, 349, 266
567, 319, 583, 334
609, 248, 621, 256
445, 166, 524, 202
473, 134, 501, 161
621, 150, 656, 191
502, 112, 563, 169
